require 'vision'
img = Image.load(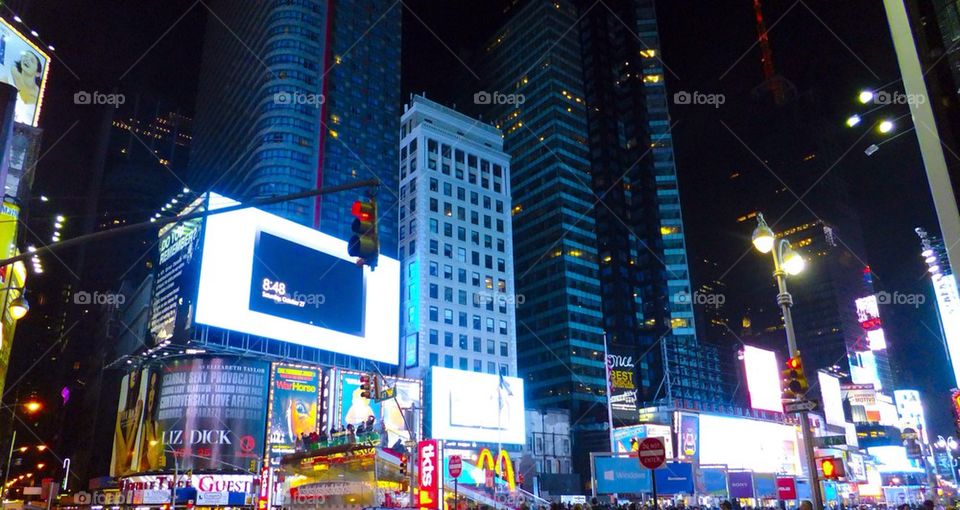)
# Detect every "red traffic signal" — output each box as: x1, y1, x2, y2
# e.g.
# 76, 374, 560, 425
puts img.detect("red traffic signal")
399, 454, 408, 476
819, 457, 844, 479
781, 351, 809, 399
359, 373, 372, 399
348, 199, 379, 268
